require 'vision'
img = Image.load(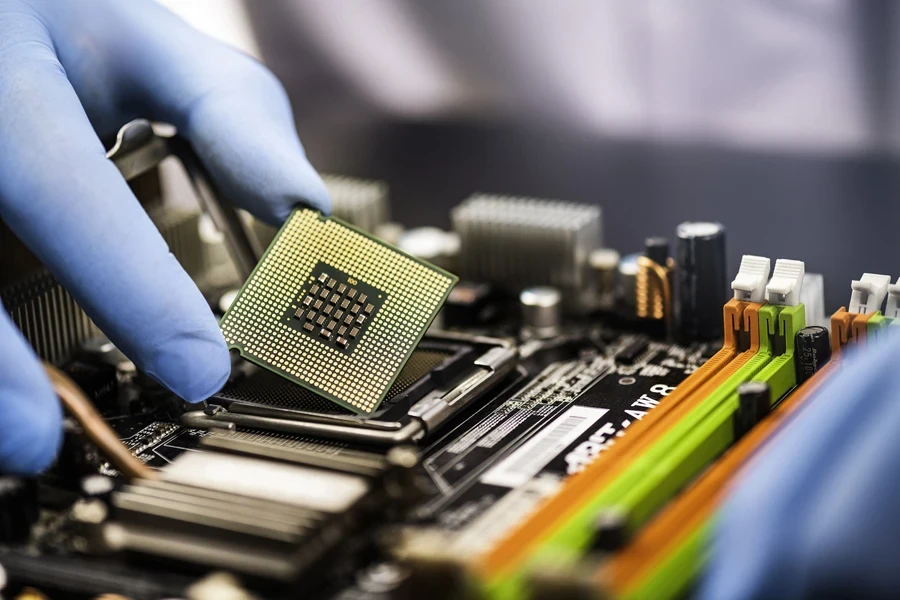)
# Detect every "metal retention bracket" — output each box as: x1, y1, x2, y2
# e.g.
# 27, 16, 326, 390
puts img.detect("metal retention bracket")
849, 273, 891, 315
731, 255, 771, 303
885, 279, 900, 319
765, 259, 805, 307
106, 119, 261, 281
